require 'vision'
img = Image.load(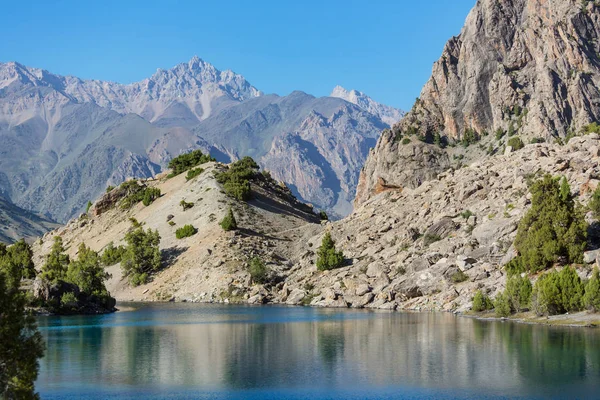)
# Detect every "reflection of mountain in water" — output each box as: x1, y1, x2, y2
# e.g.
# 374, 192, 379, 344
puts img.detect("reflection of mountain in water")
36, 305, 600, 398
